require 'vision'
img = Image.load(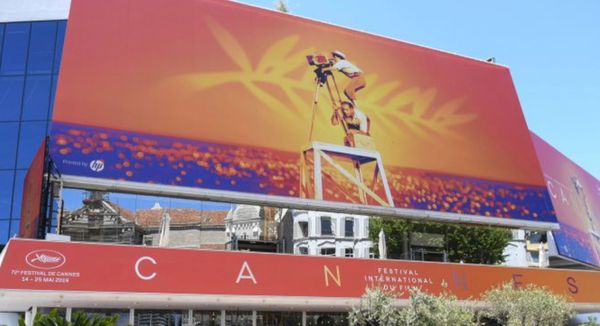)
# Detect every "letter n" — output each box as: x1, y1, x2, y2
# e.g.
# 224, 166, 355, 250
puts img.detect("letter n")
324, 265, 342, 287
